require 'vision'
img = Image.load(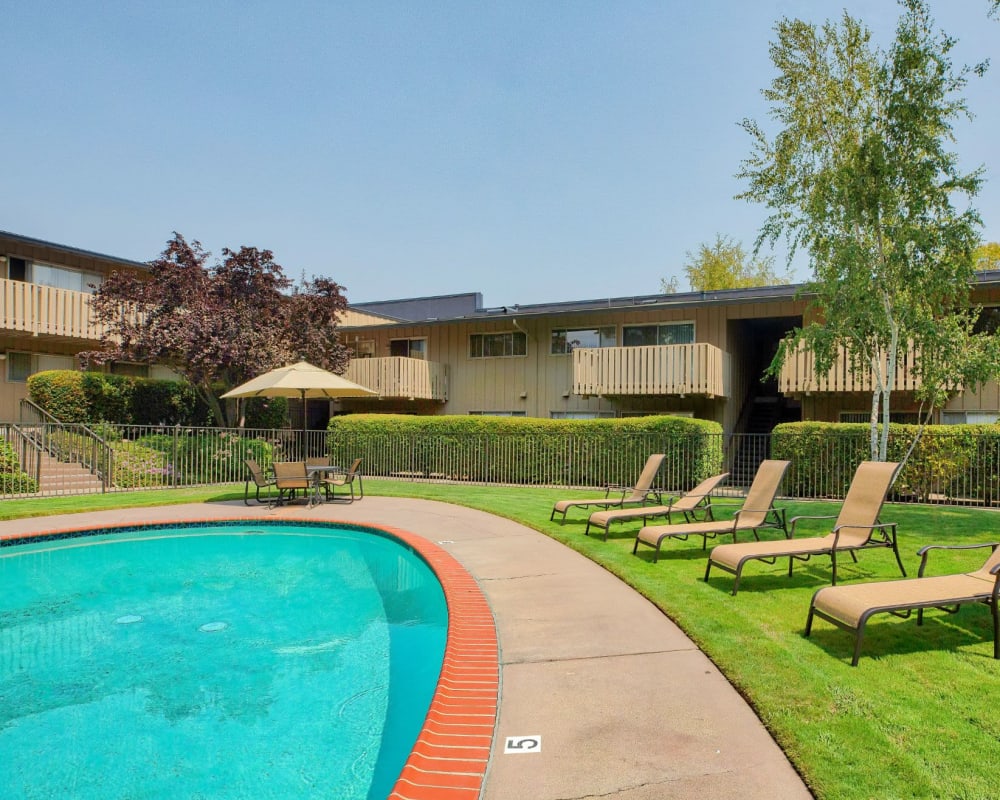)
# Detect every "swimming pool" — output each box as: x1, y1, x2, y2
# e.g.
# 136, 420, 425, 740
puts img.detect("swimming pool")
0, 521, 448, 799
